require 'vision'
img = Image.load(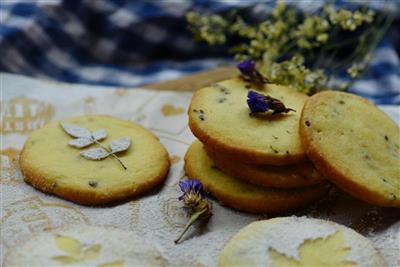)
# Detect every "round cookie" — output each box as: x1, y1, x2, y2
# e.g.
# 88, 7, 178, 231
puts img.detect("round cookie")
205, 145, 325, 188
4, 225, 164, 267
184, 141, 330, 213
188, 78, 309, 165
219, 216, 387, 267
300, 91, 400, 207
20, 115, 170, 205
